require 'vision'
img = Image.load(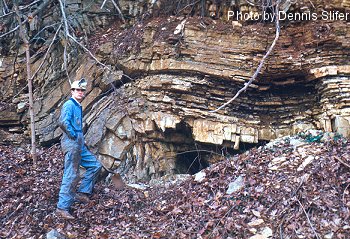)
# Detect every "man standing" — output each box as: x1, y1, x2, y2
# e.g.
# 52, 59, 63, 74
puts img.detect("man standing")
56, 78, 102, 219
